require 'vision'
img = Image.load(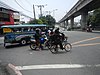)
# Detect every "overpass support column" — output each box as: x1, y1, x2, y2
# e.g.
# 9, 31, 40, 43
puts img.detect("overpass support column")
60, 22, 63, 27
66, 20, 68, 28
63, 21, 66, 28
81, 11, 88, 30
70, 17, 74, 30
